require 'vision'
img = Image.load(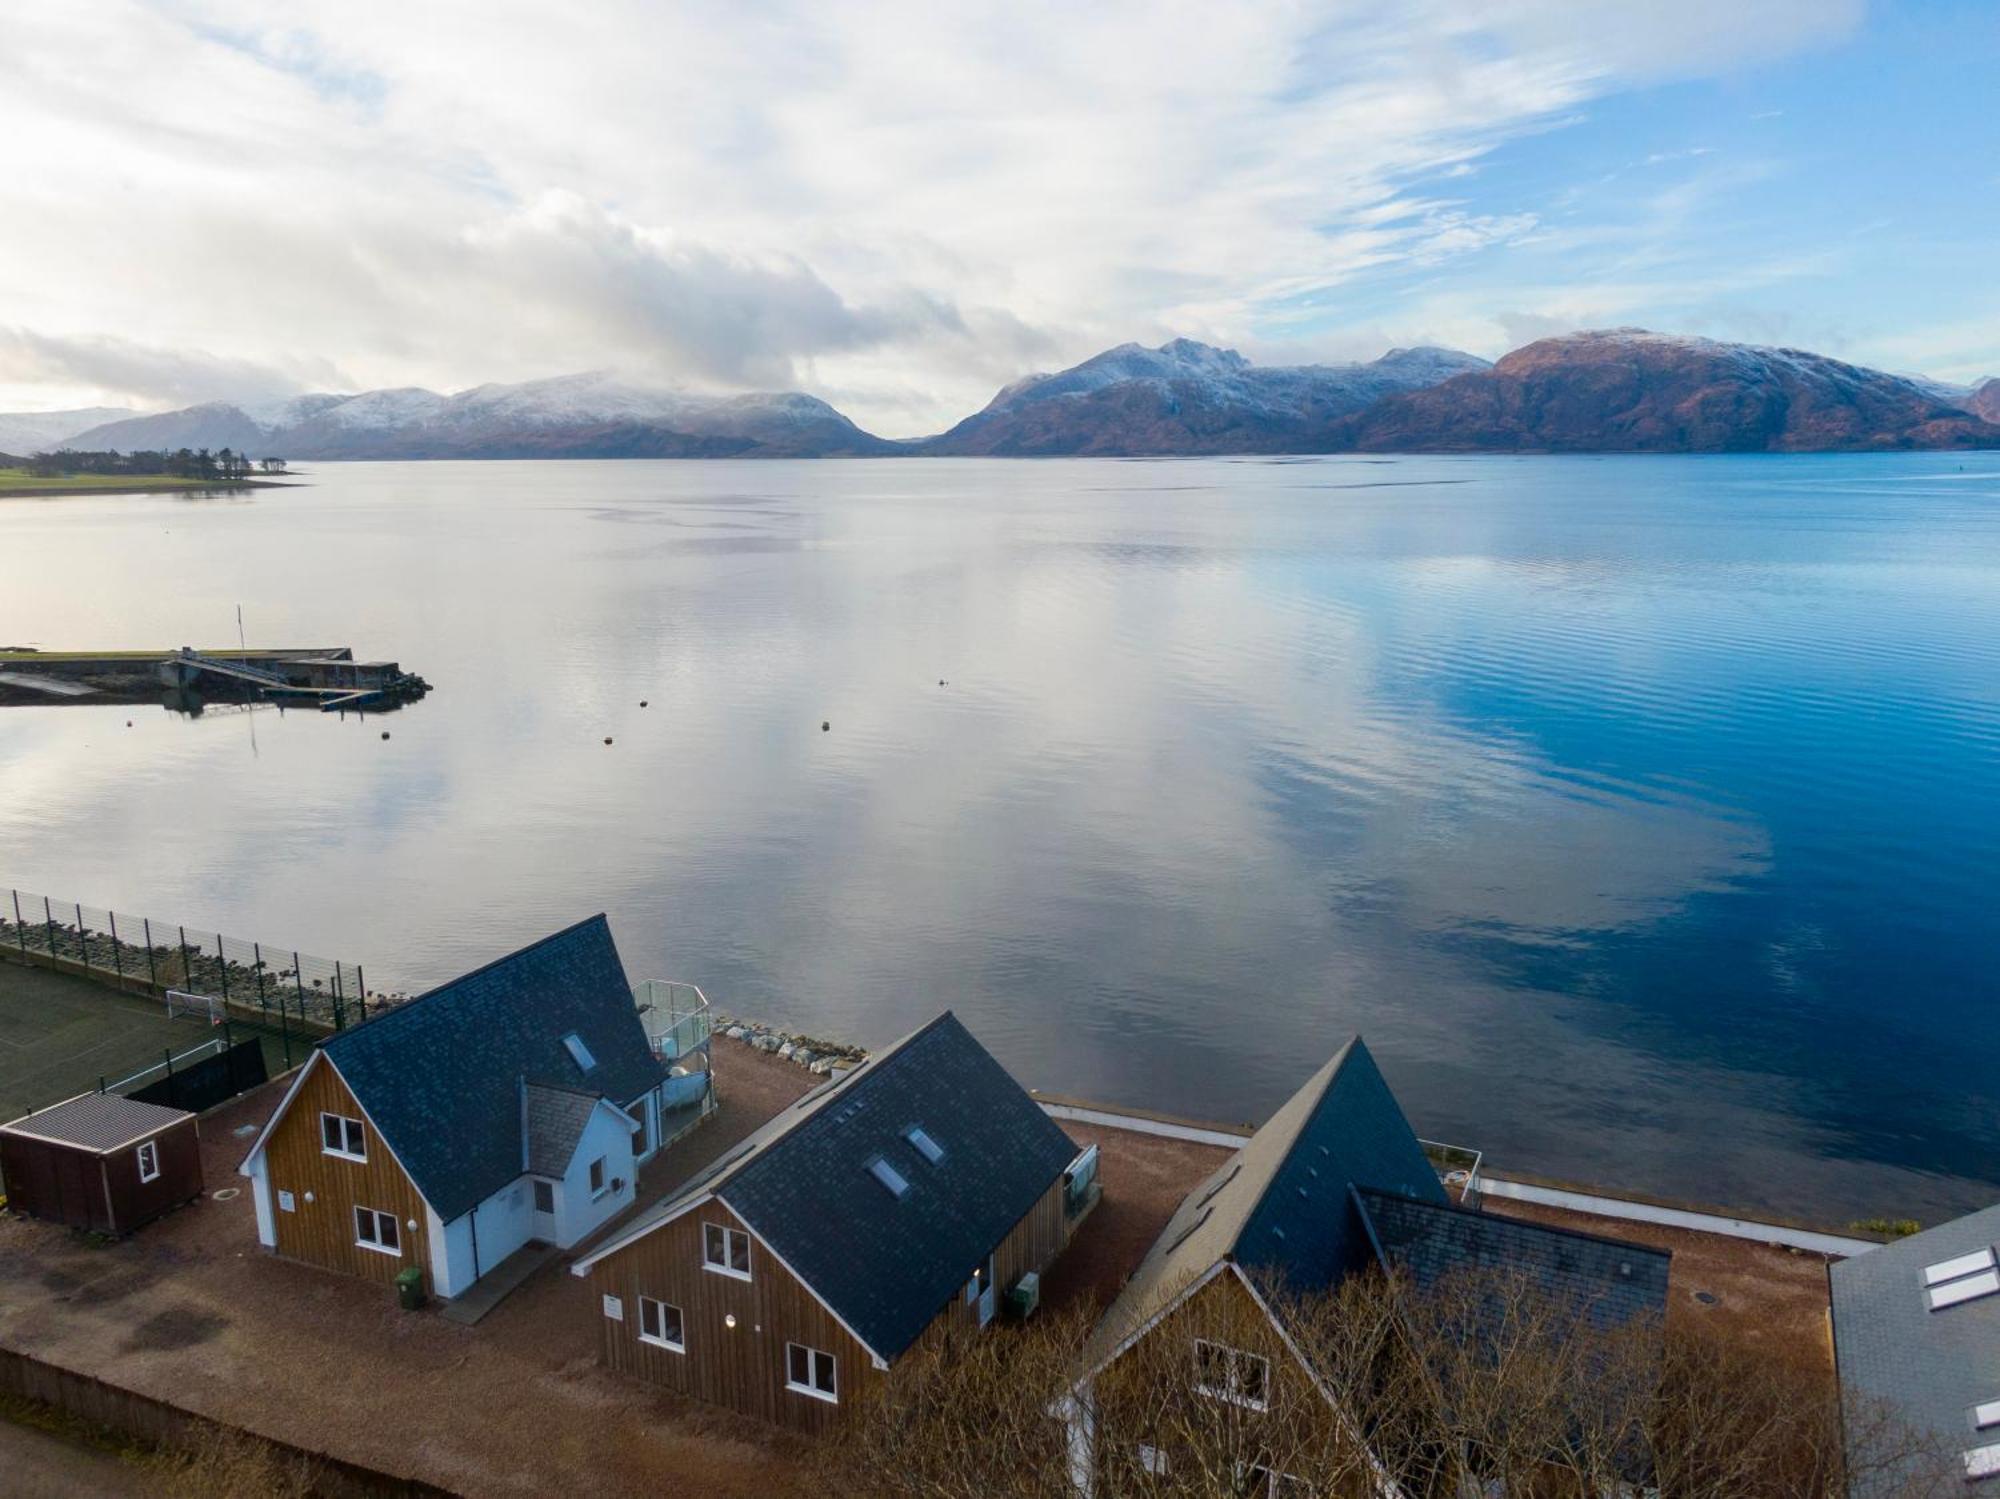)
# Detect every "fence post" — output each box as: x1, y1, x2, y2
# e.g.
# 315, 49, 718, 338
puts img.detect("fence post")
44, 897, 57, 960
12, 890, 25, 958
253, 943, 268, 1013
178, 926, 192, 991
164, 1047, 174, 1080
75, 904, 88, 971
109, 910, 124, 986
293, 951, 306, 1026
143, 918, 158, 992
355, 964, 365, 1022
332, 962, 345, 1031
279, 994, 292, 1070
